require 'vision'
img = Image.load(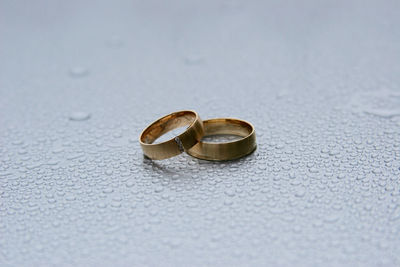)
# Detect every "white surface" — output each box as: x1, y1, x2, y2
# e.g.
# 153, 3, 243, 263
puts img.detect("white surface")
1, 0, 400, 266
